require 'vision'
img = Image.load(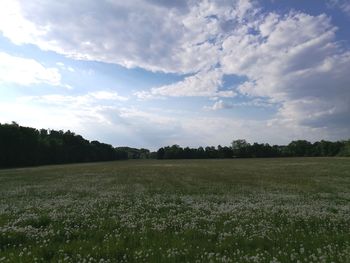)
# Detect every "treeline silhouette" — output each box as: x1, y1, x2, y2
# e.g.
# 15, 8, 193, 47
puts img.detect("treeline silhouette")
0, 122, 149, 168
157, 139, 350, 159
0, 122, 349, 168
